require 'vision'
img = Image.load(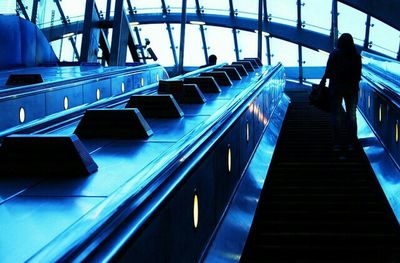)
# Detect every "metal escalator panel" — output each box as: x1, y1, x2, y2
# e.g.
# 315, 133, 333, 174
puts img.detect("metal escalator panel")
241, 89, 400, 262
